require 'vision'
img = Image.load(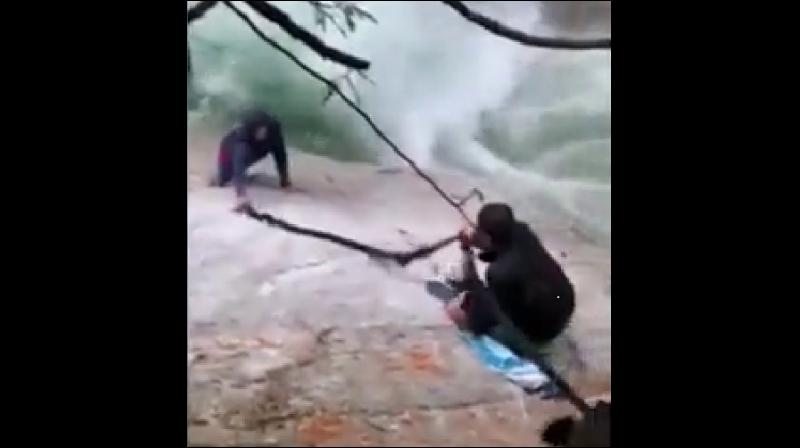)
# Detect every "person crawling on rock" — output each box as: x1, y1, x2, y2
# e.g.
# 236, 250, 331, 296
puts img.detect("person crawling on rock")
445, 203, 575, 355
209, 109, 291, 208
